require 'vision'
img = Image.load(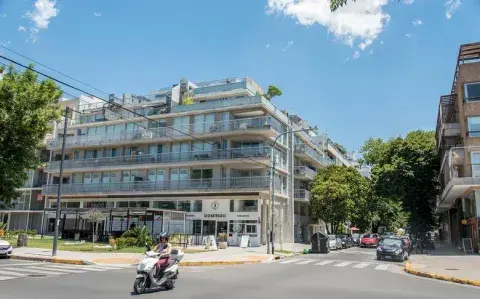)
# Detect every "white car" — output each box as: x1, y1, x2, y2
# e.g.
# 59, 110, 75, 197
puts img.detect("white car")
0, 239, 13, 257
328, 235, 338, 250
